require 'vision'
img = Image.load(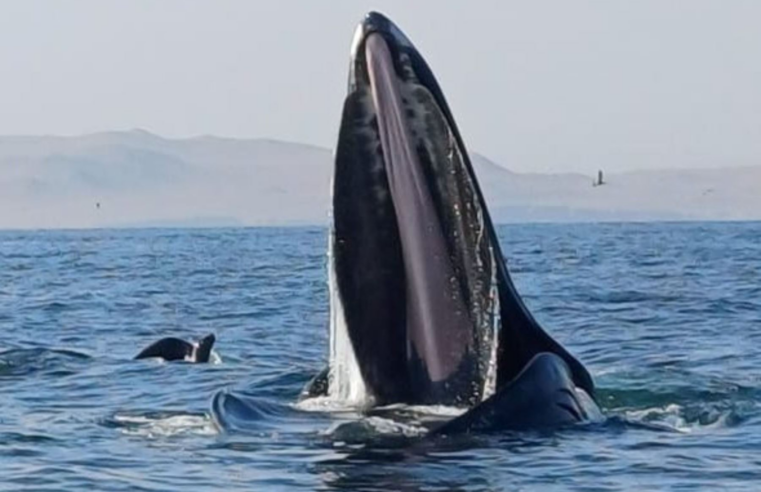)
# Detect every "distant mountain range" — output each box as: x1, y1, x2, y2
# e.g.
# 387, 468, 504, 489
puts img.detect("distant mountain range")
0, 130, 758, 229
